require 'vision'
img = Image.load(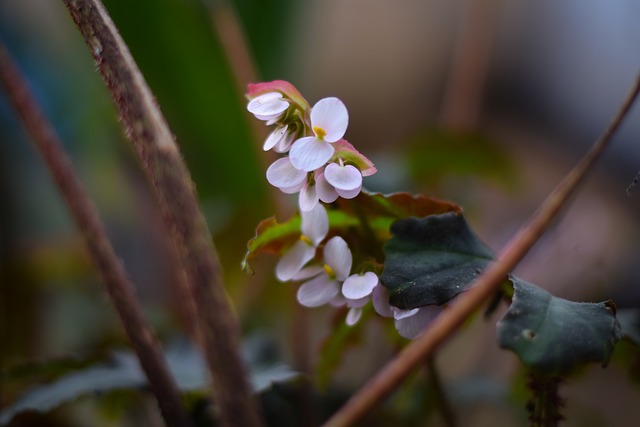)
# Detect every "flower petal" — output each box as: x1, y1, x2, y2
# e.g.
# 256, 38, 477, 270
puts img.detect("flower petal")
330, 294, 347, 307
323, 236, 352, 281
280, 182, 305, 194
324, 163, 362, 191
263, 125, 289, 151
274, 130, 296, 153
275, 240, 316, 282
290, 137, 335, 172
392, 307, 419, 320
346, 296, 369, 307
394, 306, 441, 339
293, 265, 324, 280
342, 272, 379, 300
297, 275, 340, 307
346, 307, 363, 326
247, 92, 289, 119
299, 181, 319, 212
336, 185, 362, 199
310, 97, 348, 143
266, 157, 306, 190
372, 284, 393, 317
301, 203, 328, 246
316, 172, 339, 203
